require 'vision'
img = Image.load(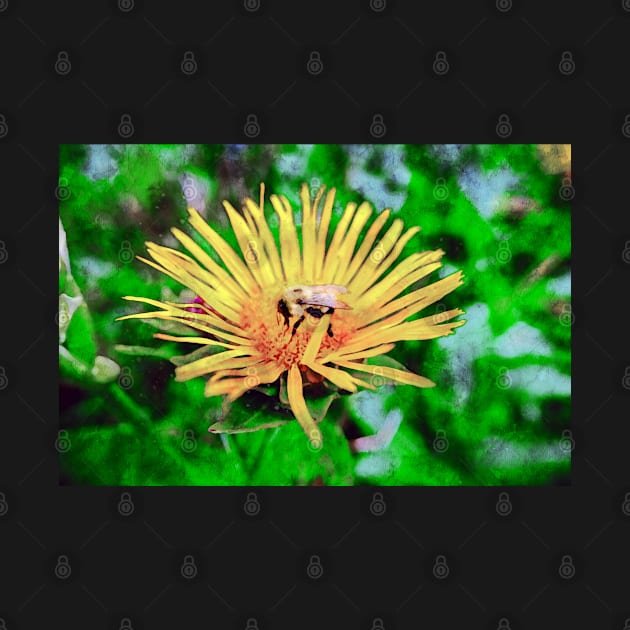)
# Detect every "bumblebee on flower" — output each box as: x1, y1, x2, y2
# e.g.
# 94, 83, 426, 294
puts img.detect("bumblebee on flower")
117, 182, 466, 447
277, 284, 350, 338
